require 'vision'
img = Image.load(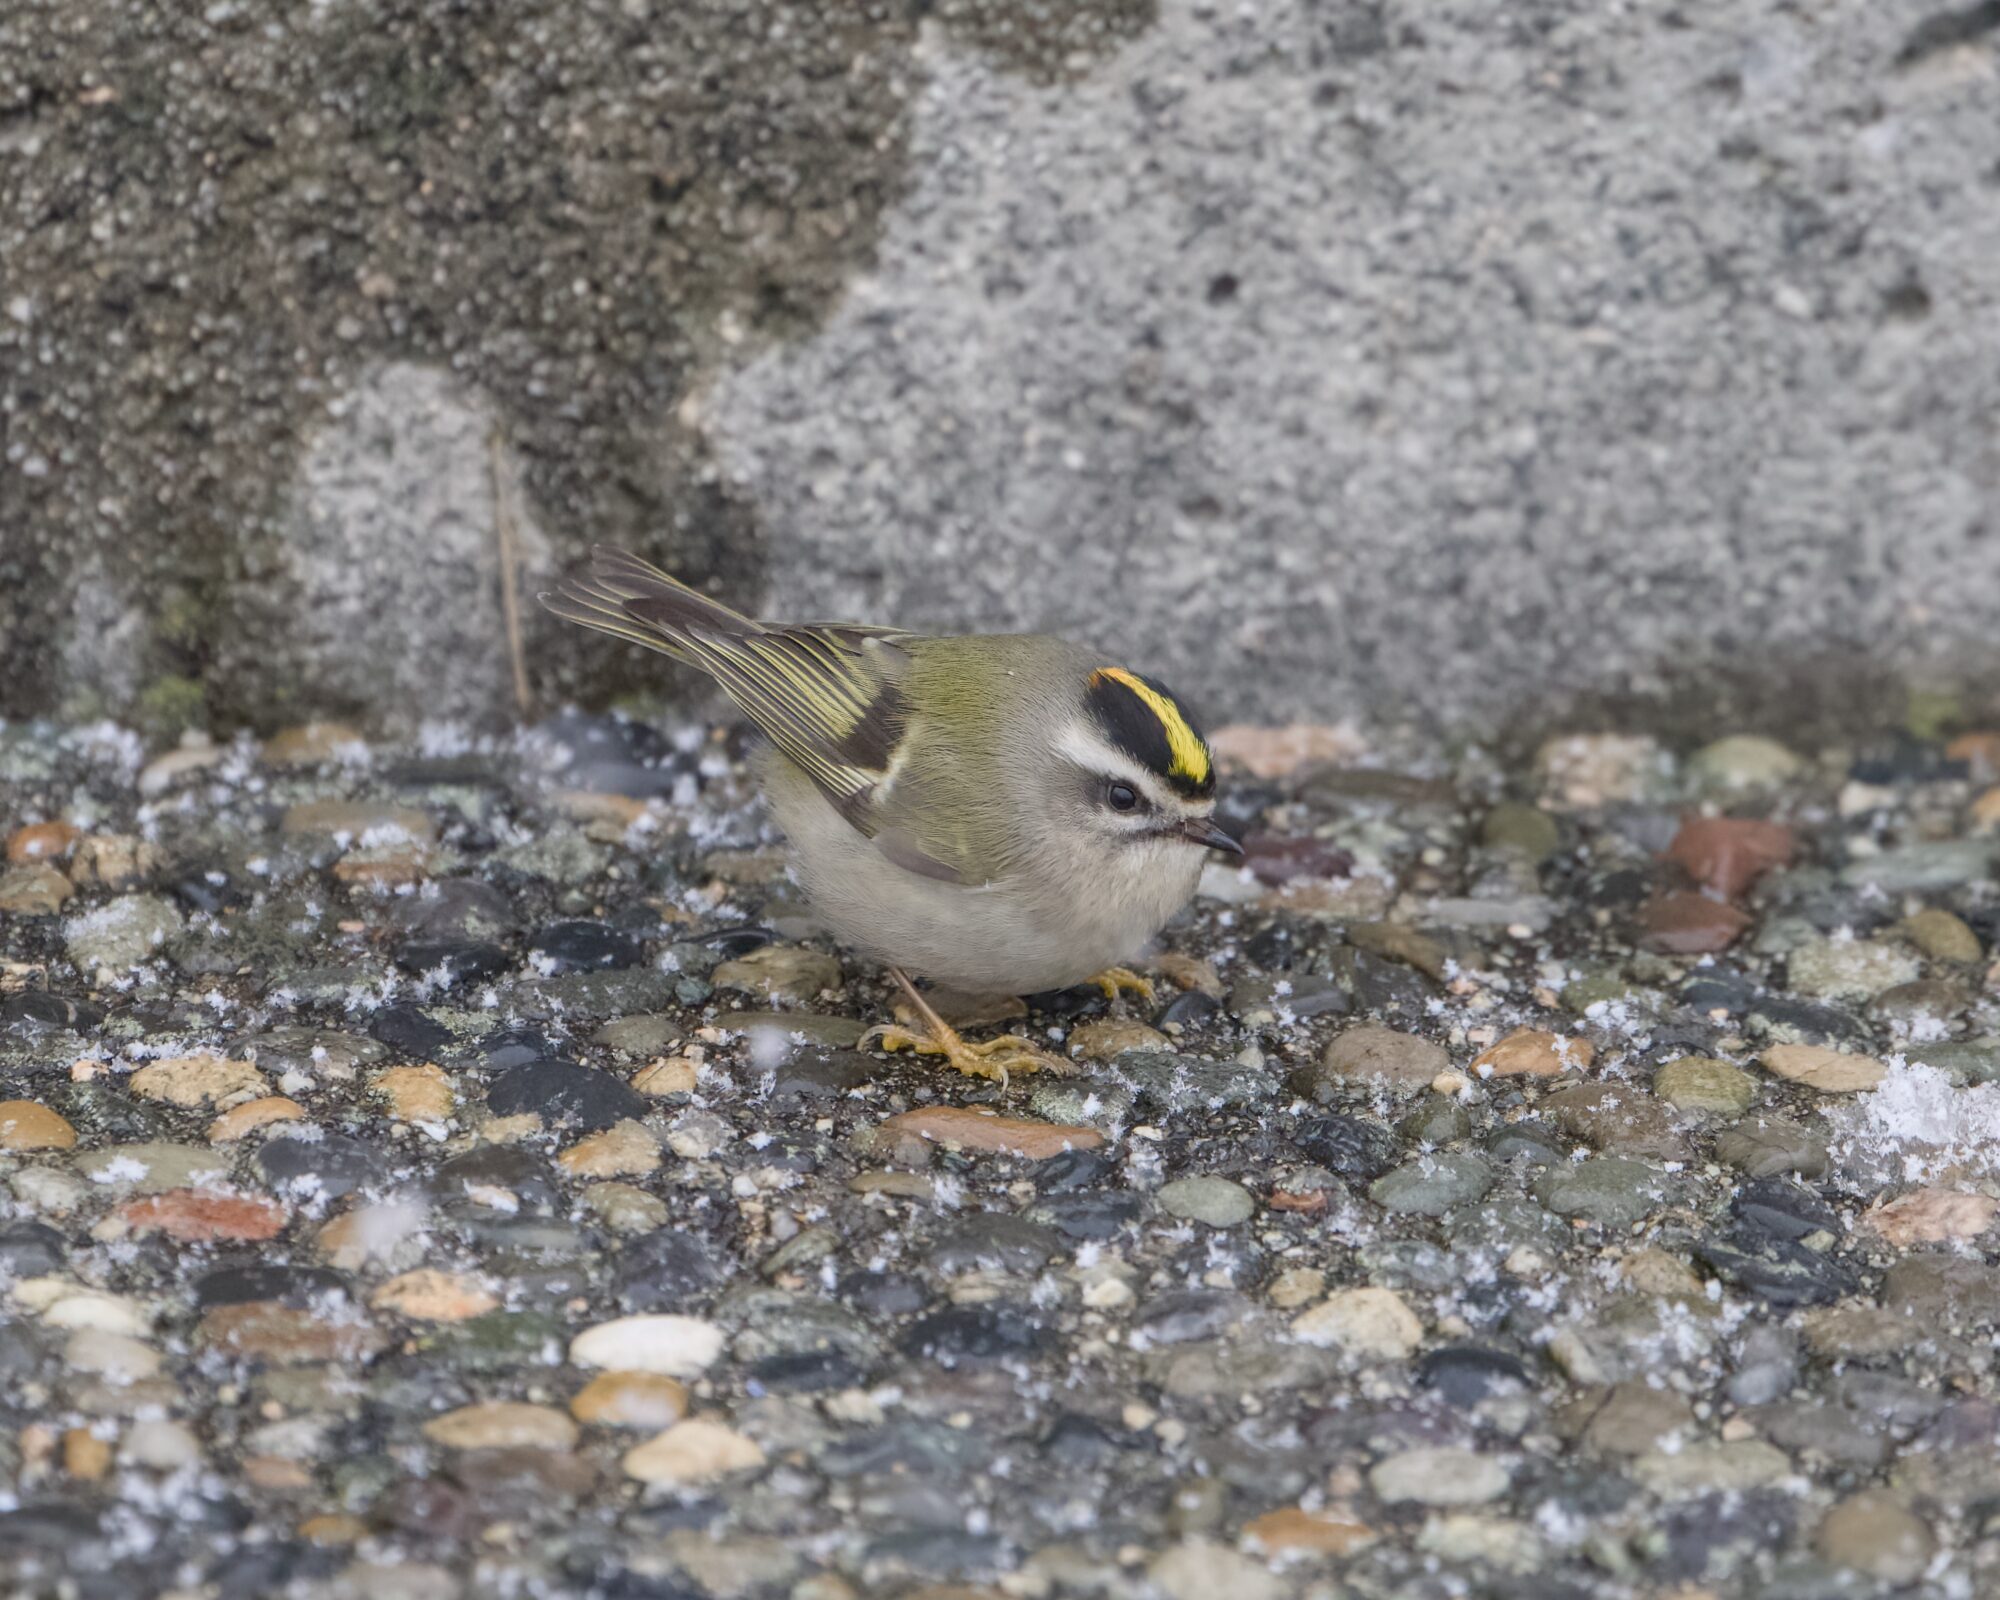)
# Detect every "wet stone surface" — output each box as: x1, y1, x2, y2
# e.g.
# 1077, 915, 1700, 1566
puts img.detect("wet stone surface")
0, 713, 1997, 1596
